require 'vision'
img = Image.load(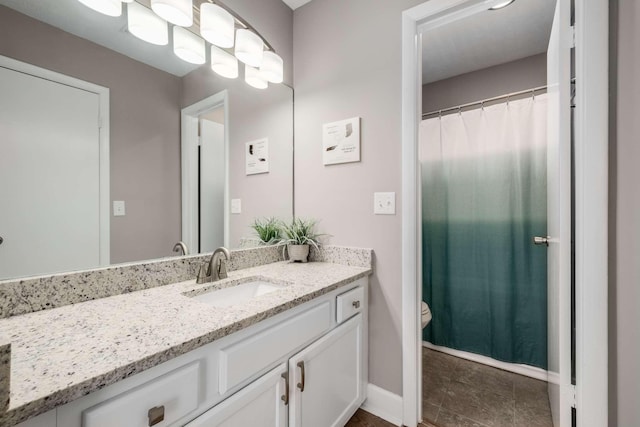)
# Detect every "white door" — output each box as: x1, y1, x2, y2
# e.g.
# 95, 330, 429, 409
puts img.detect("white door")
0, 66, 102, 280
289, 314, 364, 427
545, 0, 572, 425
185, 363, 288, 427
199, 118, 225, 253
